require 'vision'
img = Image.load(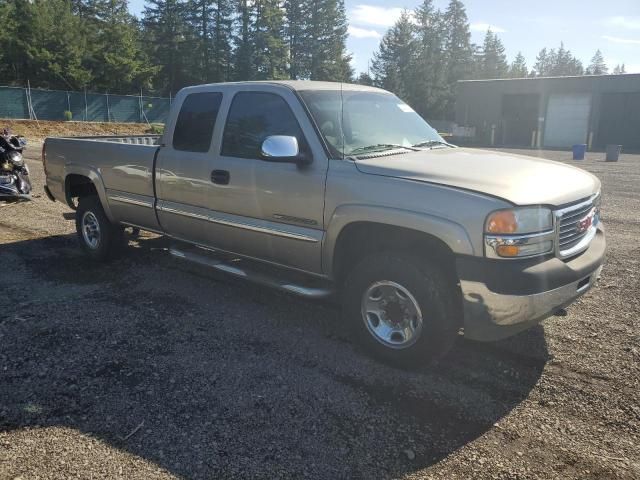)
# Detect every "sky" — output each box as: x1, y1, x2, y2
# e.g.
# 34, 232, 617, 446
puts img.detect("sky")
128, 0, 640, 75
